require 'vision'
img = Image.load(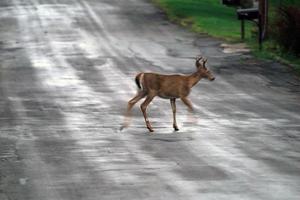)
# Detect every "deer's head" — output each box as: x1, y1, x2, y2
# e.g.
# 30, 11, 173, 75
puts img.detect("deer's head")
195, 56, 215, 81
